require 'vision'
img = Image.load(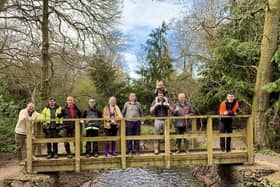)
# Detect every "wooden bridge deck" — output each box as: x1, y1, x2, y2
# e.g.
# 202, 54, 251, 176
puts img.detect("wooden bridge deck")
31, 151, 249, 173
25, 115, 254, 173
